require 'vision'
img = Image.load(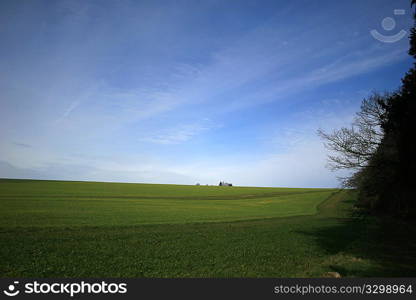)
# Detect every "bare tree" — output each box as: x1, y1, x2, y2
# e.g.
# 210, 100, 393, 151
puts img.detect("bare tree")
317, 92, 388, 171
